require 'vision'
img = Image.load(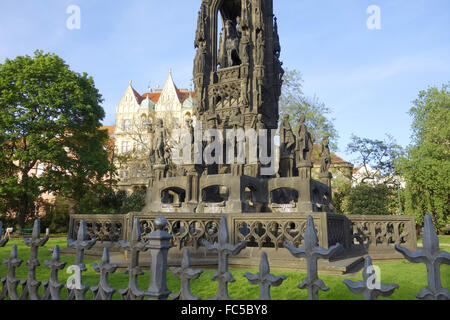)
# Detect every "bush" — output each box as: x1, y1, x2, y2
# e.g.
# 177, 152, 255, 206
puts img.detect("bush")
41, 197, 71, 234
335, 183, 401, 215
